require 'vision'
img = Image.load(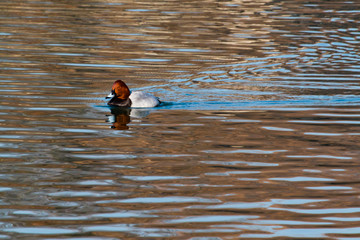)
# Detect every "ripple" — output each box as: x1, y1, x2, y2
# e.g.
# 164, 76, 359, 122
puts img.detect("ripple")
49, 191, 118, 197
323, 217, 360, 222
82, 224, 176, 237
270, 177, 334, 182
262, 126, 295, 131
286, 155, 352, 160
304, 132, 344, 136
271, 207, 360, 214
58, 63, 137, 68
91, 211, 157, 218
202, 149, 287, 154
47, 238, 114, 240
128, 58, 170, 62
202, 160, 278, 167
110, 197, 220, 204
70, 154, 136, 159
3, 227, 79, 235
0, 153, 29, 158
123, 176, 198, 181
167, 215, 258, 223
240, 227, 360, 238
195, 198, 327, 210
306, 186, 353, 190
